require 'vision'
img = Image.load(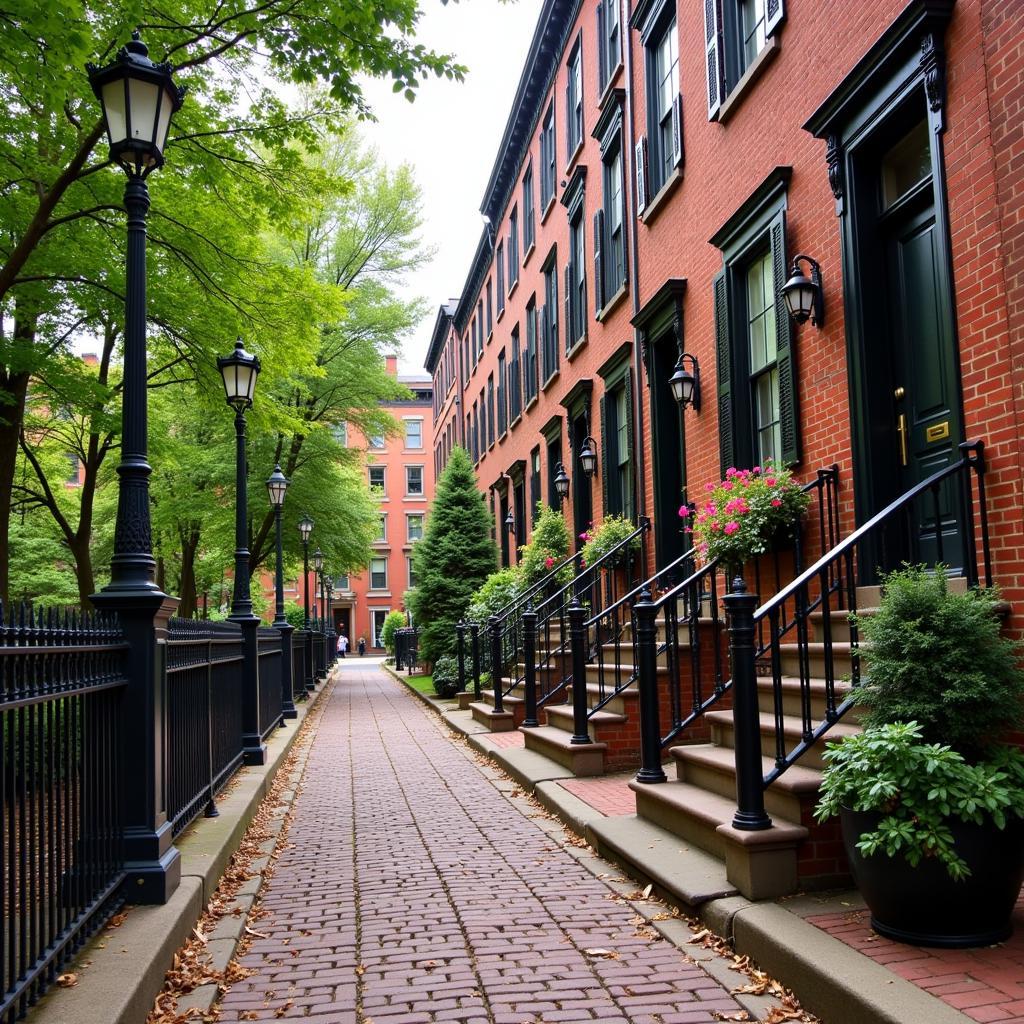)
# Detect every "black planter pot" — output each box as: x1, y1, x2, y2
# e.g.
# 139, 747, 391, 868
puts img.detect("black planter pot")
840, 806, 1024, 947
